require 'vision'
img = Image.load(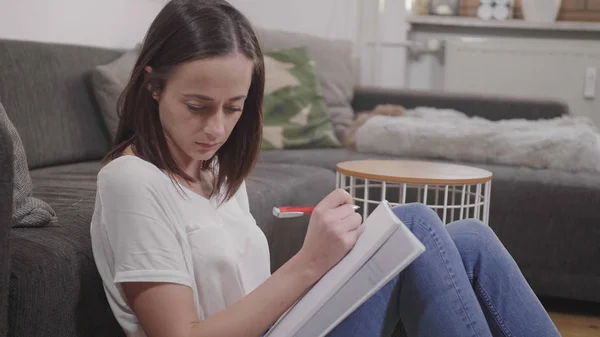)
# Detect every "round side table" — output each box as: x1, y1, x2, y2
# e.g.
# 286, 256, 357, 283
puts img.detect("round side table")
336, 160, 493, 225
